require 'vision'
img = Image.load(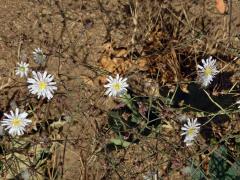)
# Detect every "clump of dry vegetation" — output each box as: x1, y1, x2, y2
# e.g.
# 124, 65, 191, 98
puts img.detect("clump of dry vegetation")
0, 0, 240, 179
